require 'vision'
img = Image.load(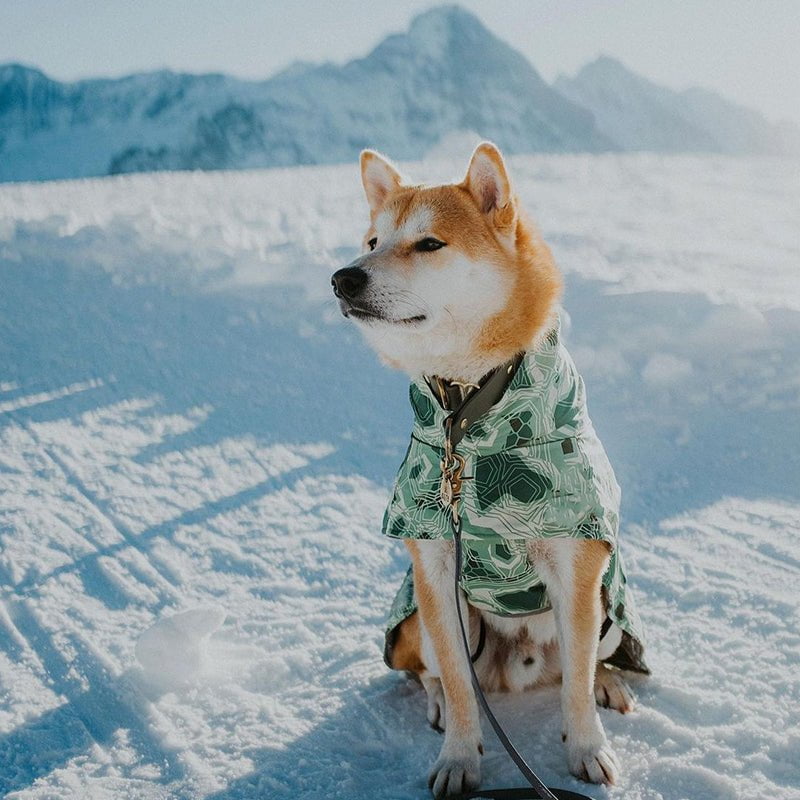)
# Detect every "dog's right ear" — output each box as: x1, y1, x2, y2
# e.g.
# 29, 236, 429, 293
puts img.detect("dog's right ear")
360, 150, 404, 215
463, 142, 513, 213
463, 142, 517, 236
